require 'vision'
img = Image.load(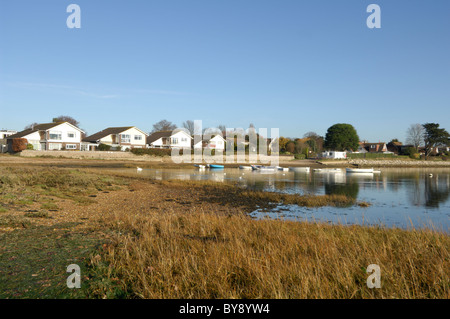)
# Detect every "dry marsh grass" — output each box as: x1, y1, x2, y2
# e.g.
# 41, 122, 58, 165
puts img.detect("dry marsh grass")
0, 165, 448, 299
91, 208, 449, 299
